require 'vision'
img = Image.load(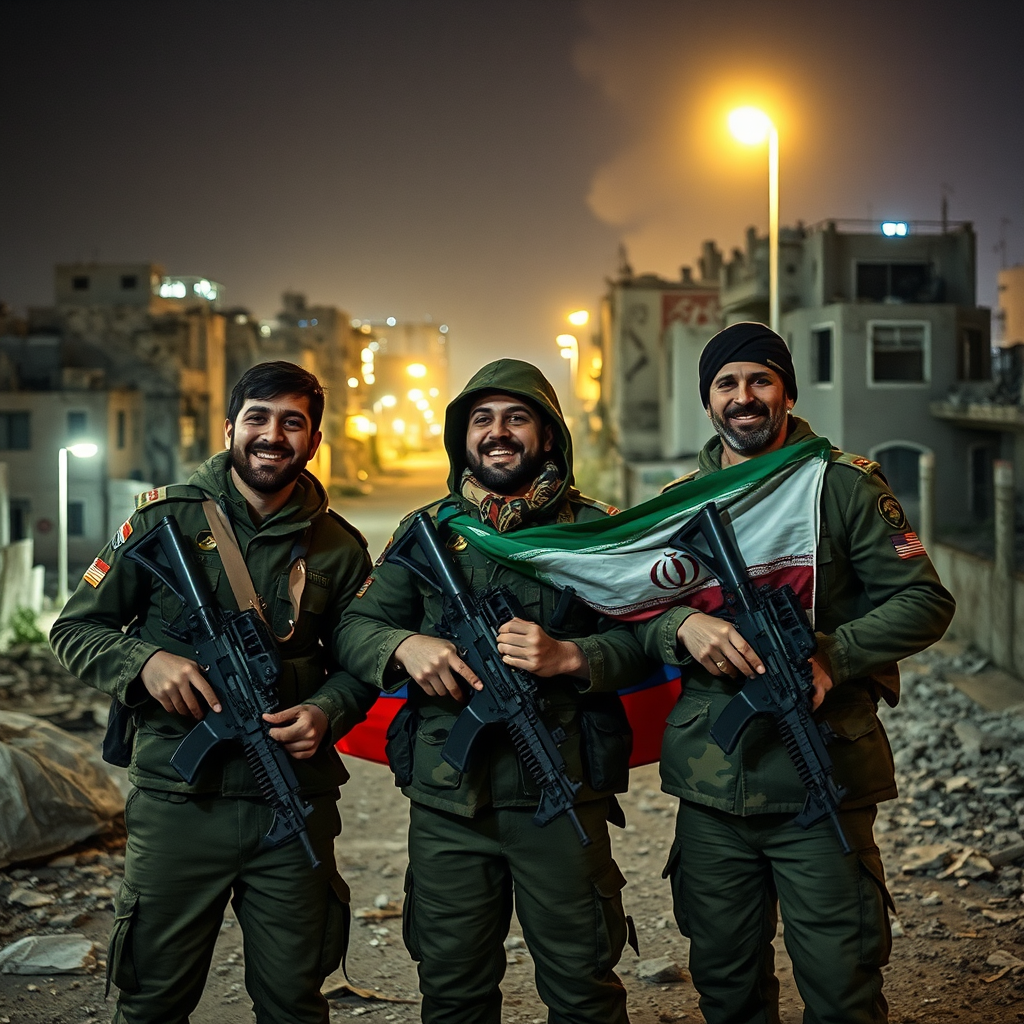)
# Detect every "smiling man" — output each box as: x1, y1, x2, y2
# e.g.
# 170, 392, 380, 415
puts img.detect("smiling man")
51, 361, 377, 1024
640, 323, 955, 1024
337, 358, 654, 1024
